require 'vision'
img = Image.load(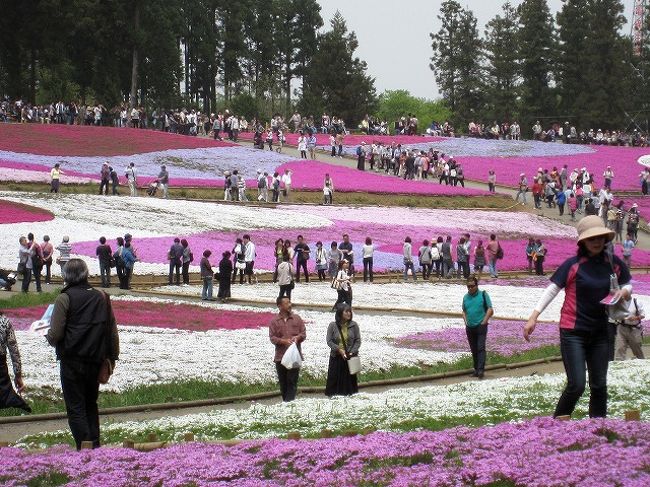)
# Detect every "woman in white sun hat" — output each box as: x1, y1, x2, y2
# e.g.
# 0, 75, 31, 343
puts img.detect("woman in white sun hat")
524, 215, 631, 419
